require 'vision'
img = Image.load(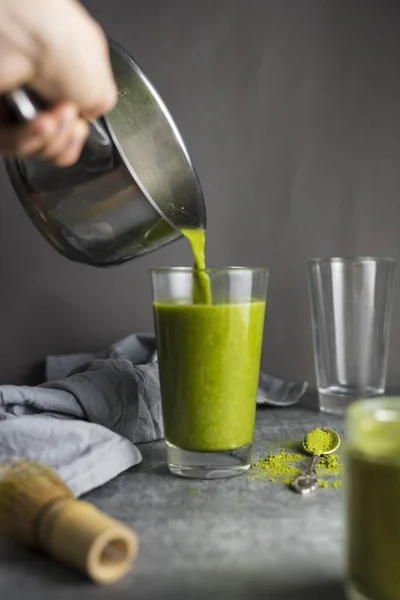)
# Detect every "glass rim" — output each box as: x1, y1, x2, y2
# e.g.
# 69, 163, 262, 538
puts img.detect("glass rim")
308, 256, 395, 265
150, 266, 269, 274
347, 397, 400, 419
